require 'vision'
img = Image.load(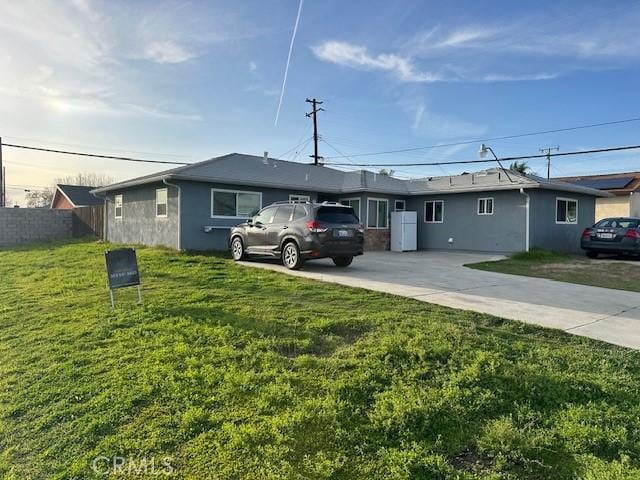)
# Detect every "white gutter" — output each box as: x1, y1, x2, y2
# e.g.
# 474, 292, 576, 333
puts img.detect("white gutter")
163, 178, 182, 250
519, 188, 530, 252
